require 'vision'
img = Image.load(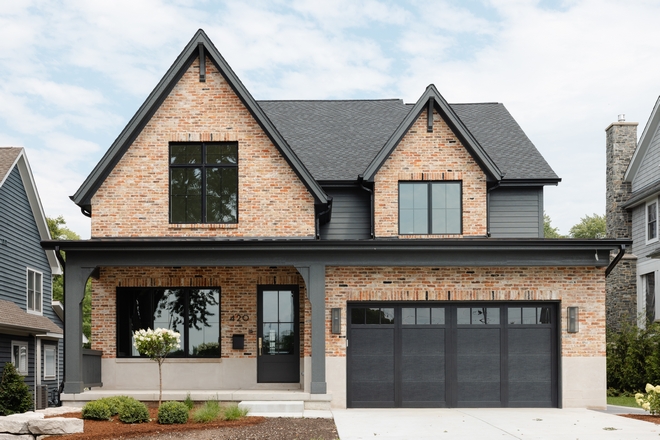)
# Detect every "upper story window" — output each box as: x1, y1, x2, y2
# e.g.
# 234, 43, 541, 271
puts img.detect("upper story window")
27, 268, 42, 314
399, 181, 461, 235
647, 200, 658, 243
169, 142, 238, 224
